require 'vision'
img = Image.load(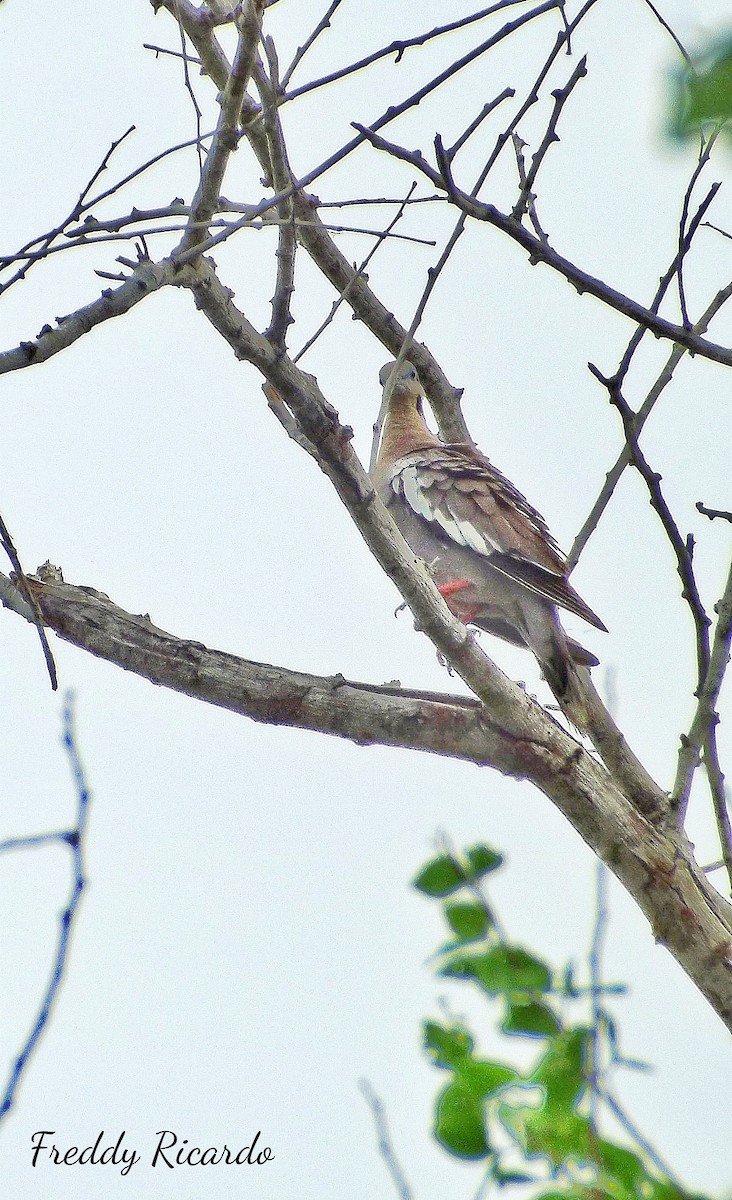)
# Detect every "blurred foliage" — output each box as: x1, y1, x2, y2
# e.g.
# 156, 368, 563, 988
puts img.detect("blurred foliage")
668, 33, 732, 141
414, 843, 716, 1198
